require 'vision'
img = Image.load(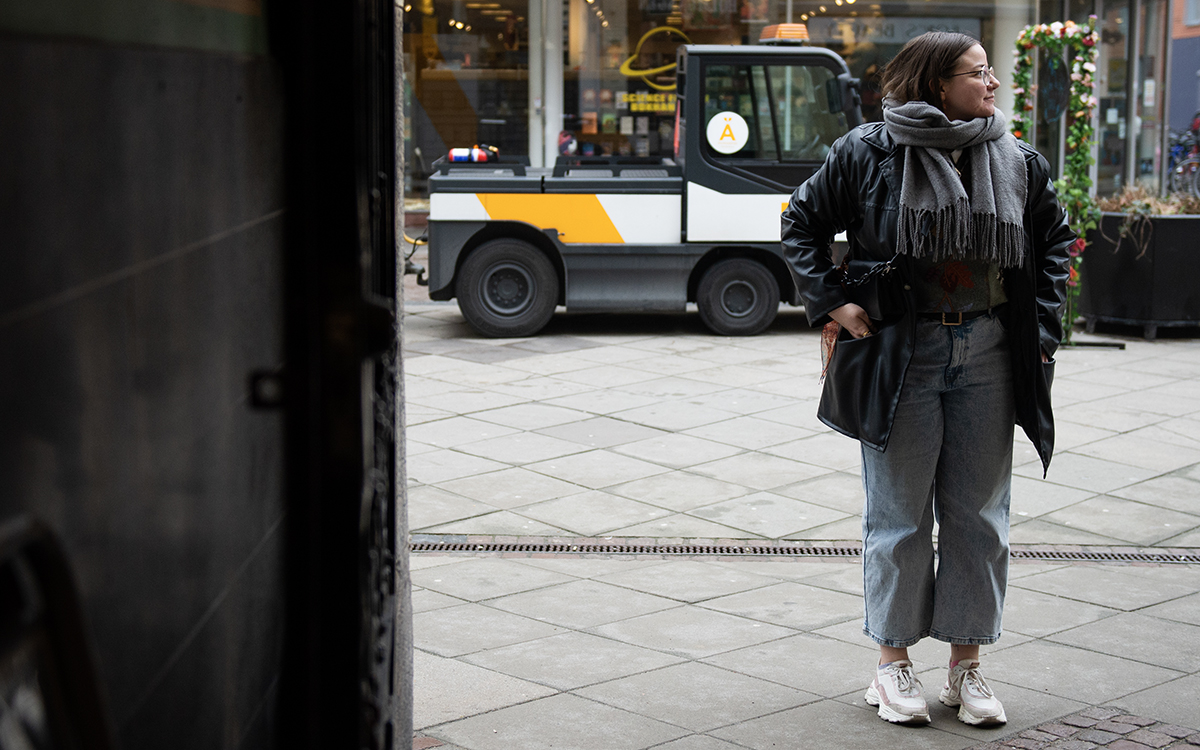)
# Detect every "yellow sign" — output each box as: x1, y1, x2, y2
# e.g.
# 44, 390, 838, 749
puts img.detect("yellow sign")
619, 92, 676, 113
619, 26, 692, 91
